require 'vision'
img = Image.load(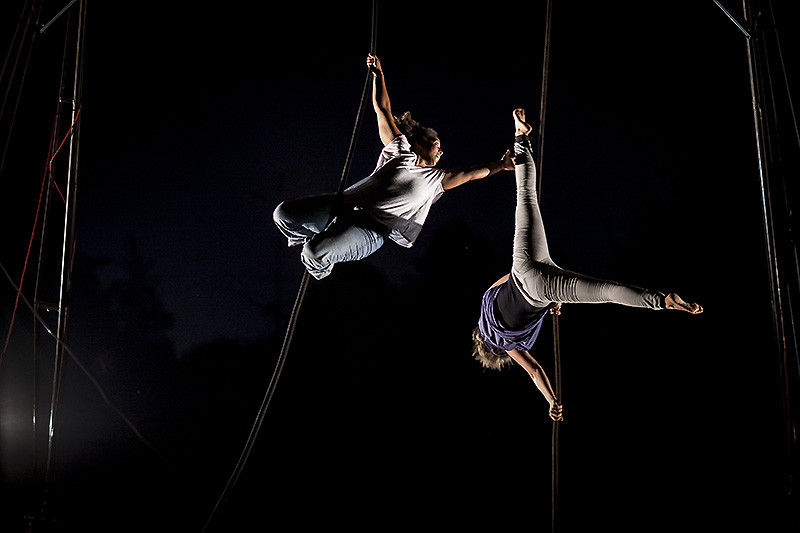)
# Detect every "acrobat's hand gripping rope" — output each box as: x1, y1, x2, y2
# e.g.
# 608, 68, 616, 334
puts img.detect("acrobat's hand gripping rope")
201, 2, 379, 531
